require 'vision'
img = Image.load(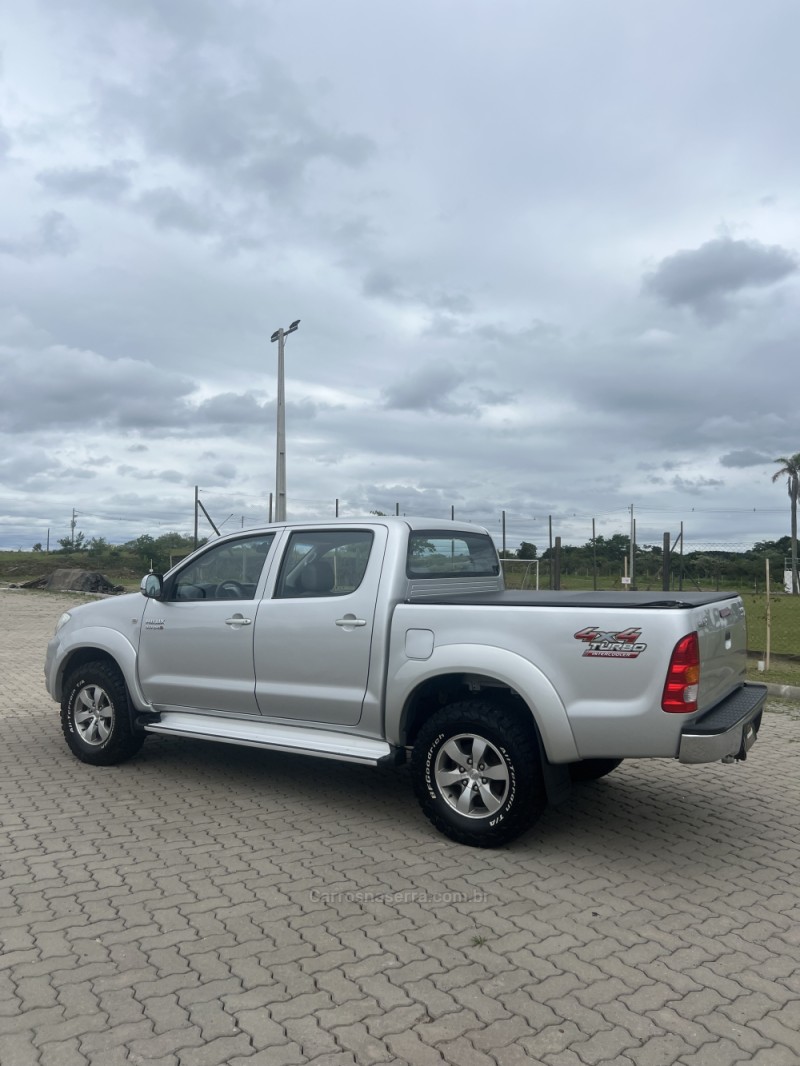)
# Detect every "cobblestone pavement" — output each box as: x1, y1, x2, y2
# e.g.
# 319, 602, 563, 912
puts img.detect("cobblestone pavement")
2, 589, 799, 1066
